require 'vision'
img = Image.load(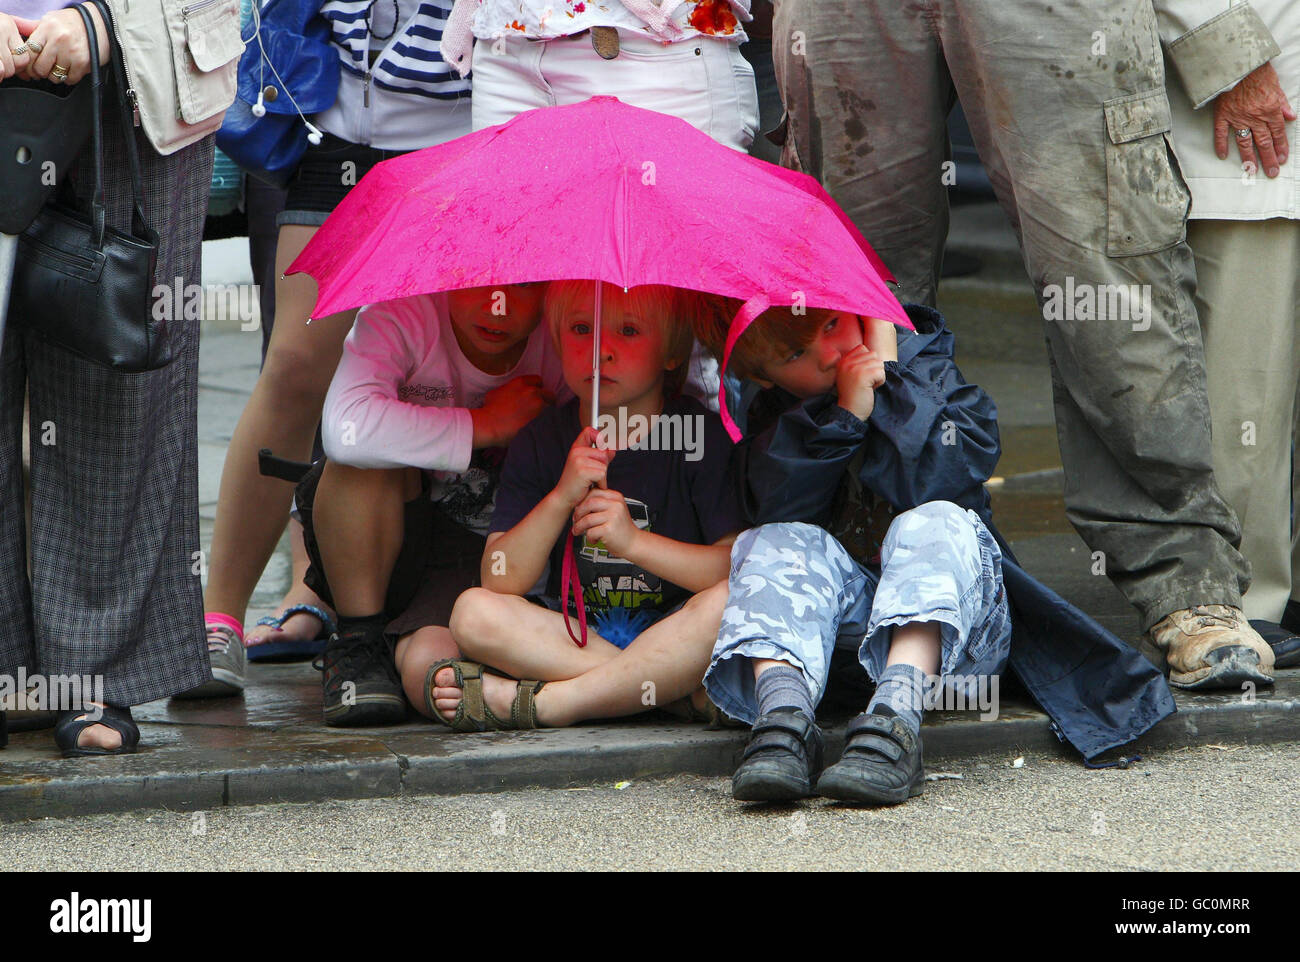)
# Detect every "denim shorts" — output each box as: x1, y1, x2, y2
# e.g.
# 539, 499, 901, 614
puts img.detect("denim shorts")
278, 132, 410, 228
